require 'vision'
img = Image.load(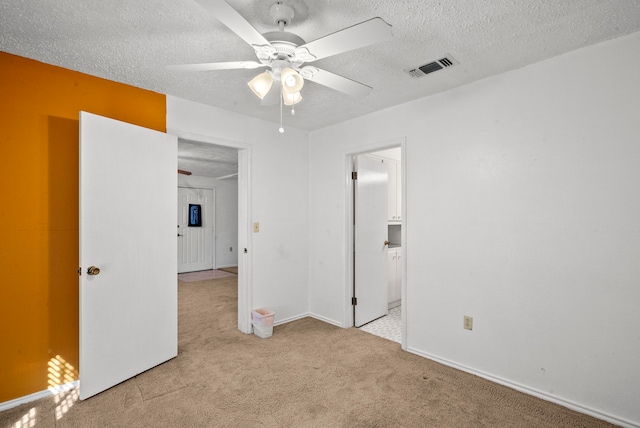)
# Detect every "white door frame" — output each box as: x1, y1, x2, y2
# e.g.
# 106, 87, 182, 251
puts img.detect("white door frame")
344, 137, 407, 349
167, 129, 253, 334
